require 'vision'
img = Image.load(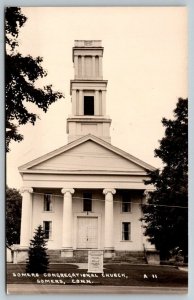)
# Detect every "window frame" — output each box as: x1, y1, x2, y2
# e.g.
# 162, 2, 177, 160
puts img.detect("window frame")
43, 193, 53, 212
121, 192, 131, 213
43, 221, 52, 240
121, 222, 131, 241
